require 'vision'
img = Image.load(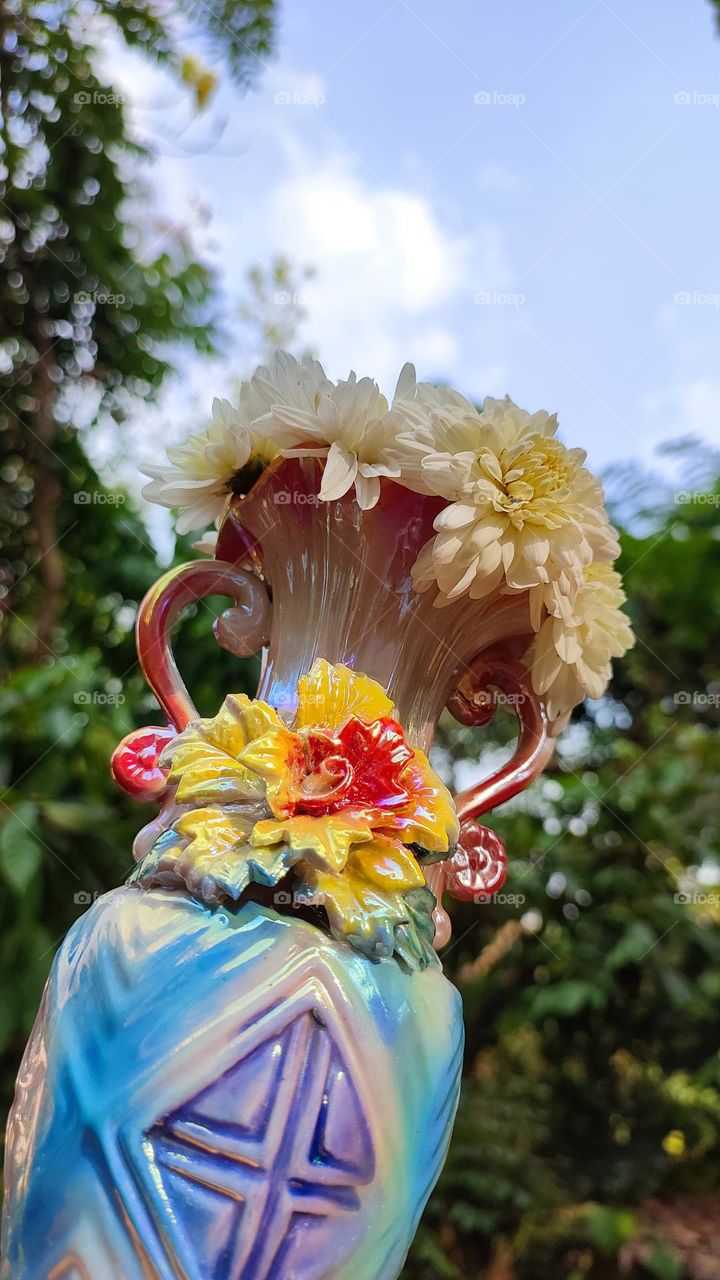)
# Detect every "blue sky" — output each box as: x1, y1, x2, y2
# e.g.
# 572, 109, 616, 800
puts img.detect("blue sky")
102, 0, 720, 499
